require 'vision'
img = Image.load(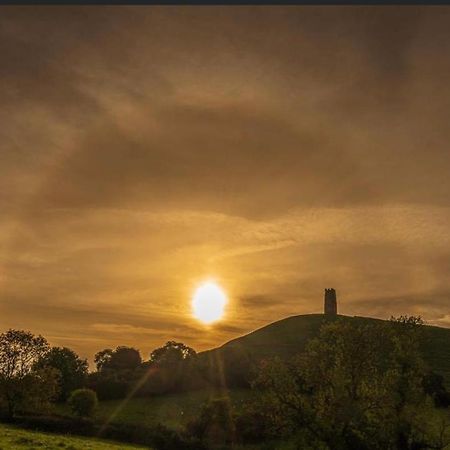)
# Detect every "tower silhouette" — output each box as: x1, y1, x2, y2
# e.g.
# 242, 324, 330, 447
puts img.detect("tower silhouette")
324, 288, 337, 315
